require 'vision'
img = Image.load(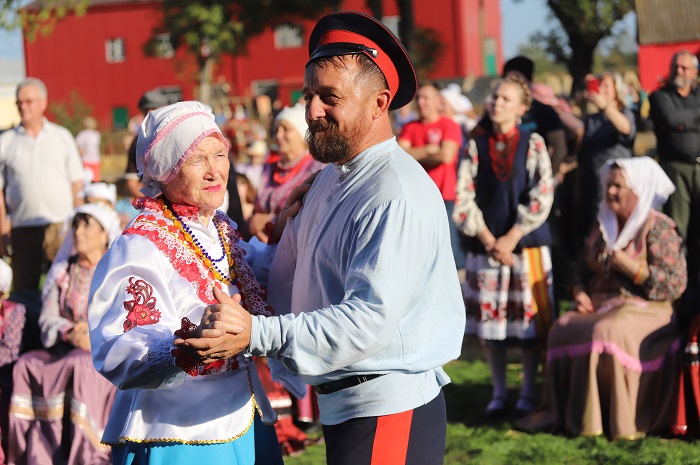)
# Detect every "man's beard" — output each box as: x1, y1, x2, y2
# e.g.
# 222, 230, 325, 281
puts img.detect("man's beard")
673, 74, 691, 89
306, 119, 355, 164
